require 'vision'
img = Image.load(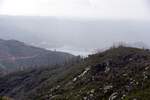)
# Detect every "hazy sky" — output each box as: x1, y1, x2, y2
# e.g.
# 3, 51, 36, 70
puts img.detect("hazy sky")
0, 0, 150, 55
0, 0, 150, 20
